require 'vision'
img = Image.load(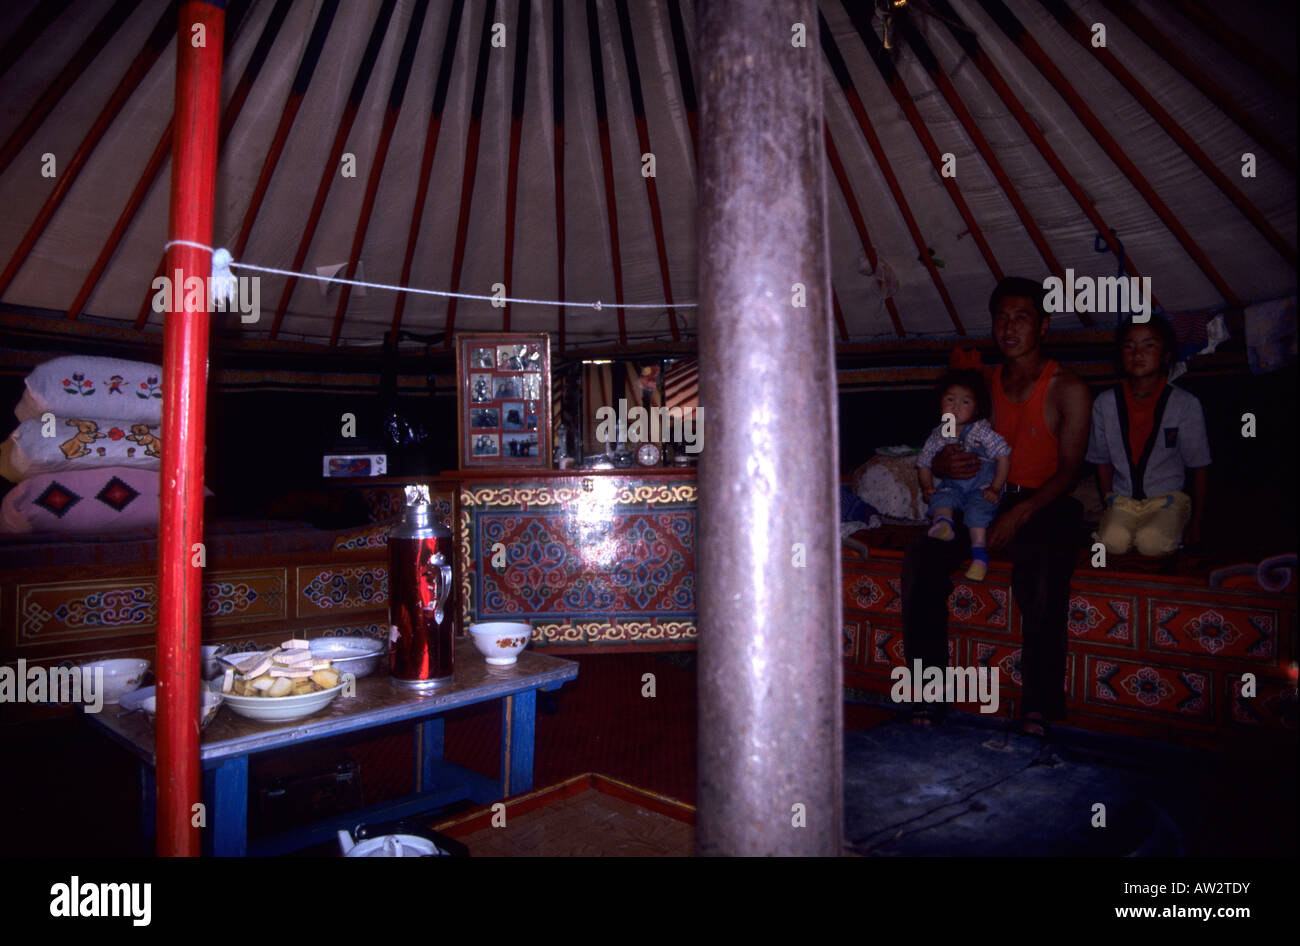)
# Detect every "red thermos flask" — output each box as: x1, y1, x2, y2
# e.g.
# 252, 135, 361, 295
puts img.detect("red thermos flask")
388, 484, 456, 690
